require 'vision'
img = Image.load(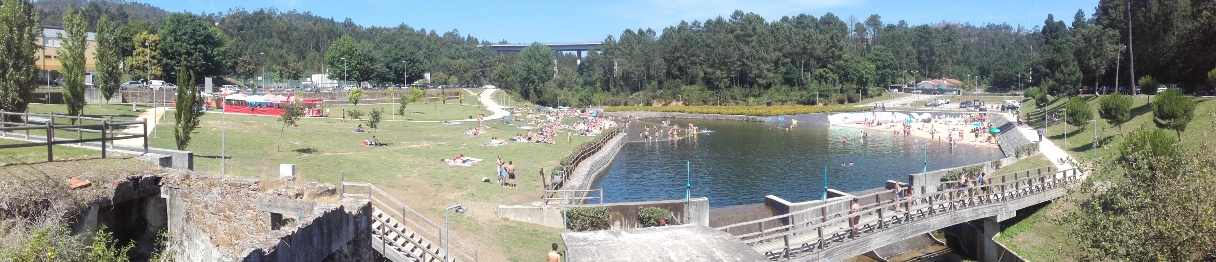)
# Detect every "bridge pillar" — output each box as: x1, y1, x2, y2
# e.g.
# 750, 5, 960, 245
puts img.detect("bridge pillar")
980, 217, 1000, 262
